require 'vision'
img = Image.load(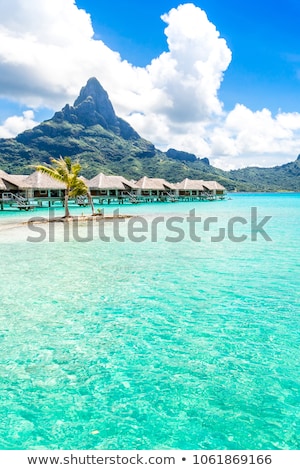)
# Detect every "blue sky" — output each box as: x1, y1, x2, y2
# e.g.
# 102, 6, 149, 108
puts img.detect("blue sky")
75, 0, 300, 113
0, 0, 300, 169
